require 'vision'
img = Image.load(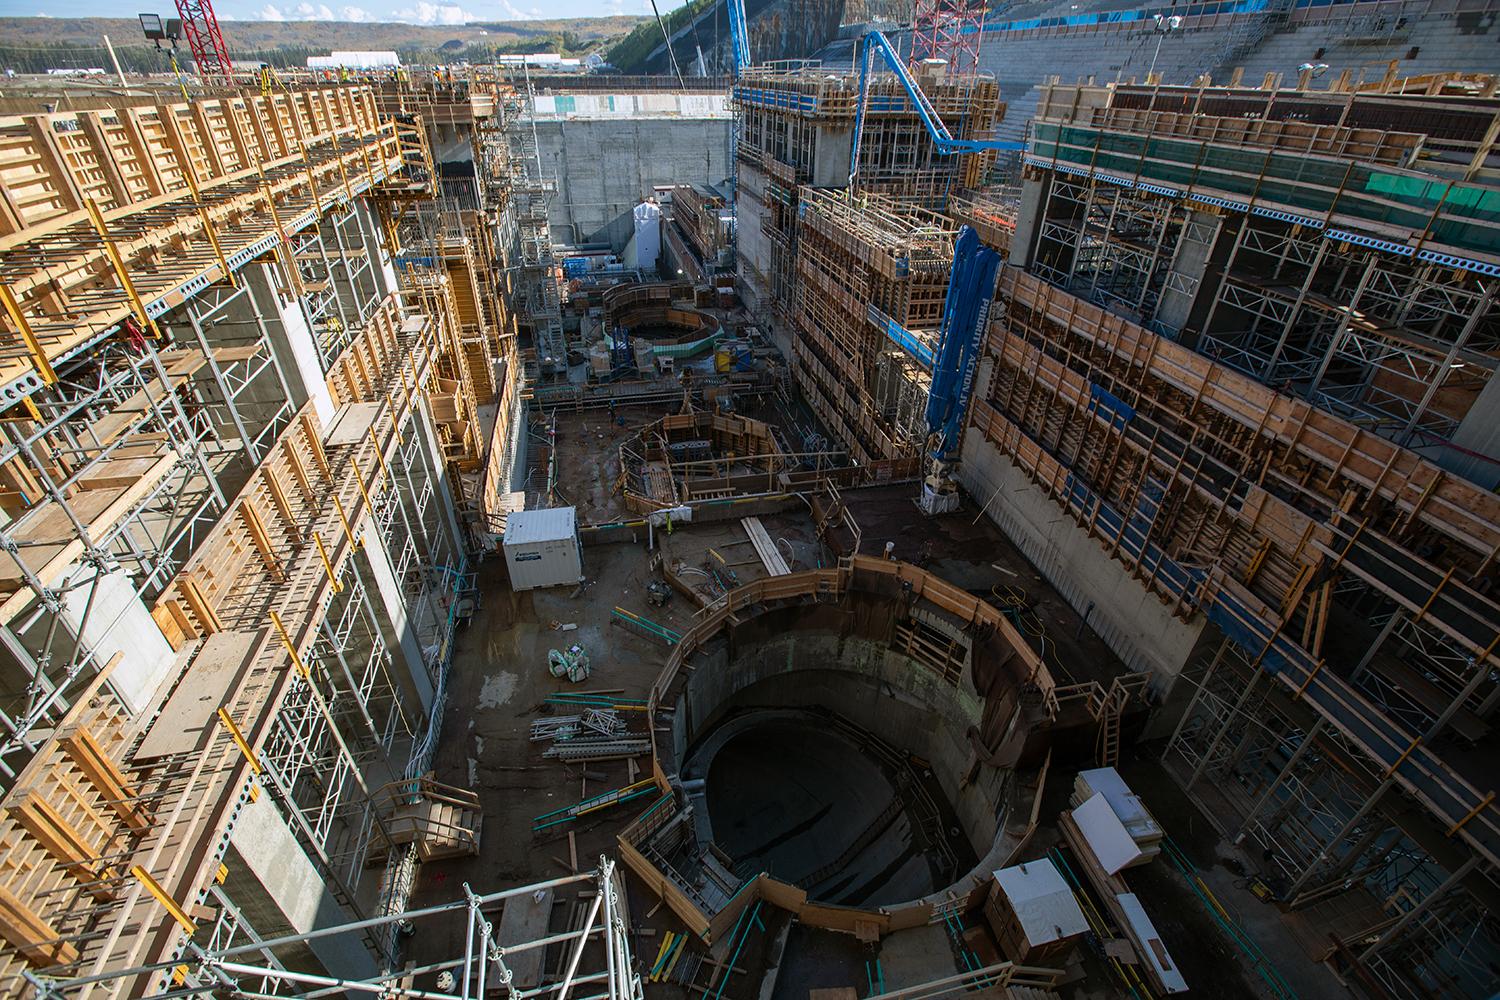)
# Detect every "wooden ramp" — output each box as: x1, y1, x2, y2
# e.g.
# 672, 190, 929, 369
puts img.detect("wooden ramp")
742, 516, 791, 576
